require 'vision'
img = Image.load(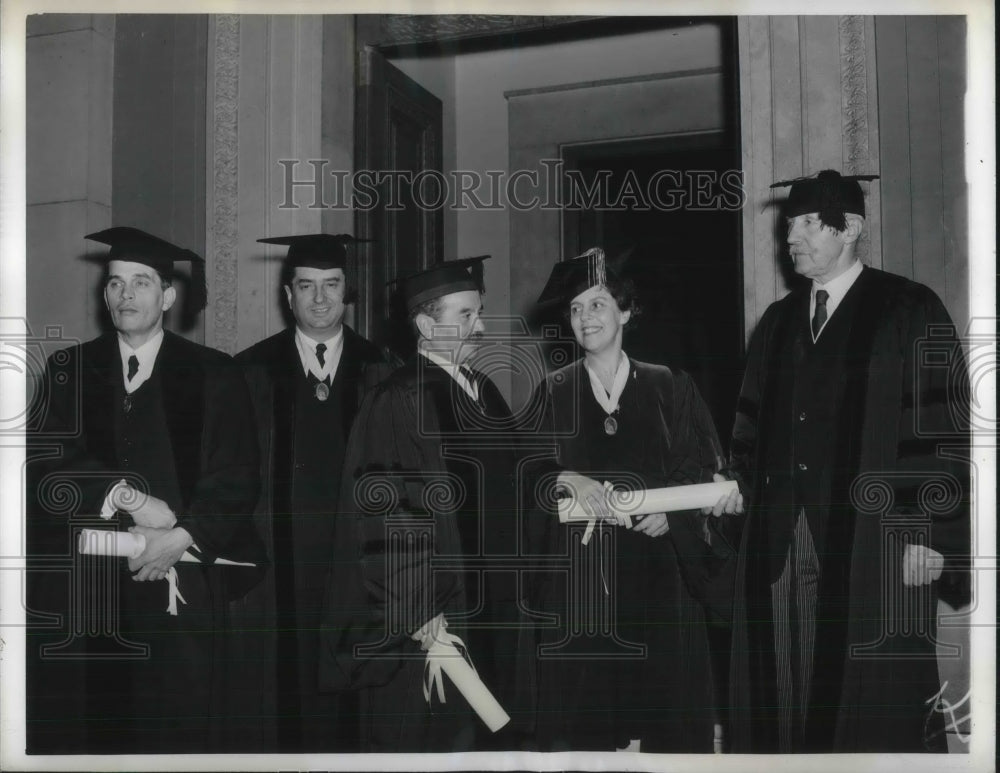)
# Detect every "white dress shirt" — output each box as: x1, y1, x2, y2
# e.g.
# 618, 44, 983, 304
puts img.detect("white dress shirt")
294, 326, 344, 383
419, 347, 479, 403
118, 329, 164, 393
